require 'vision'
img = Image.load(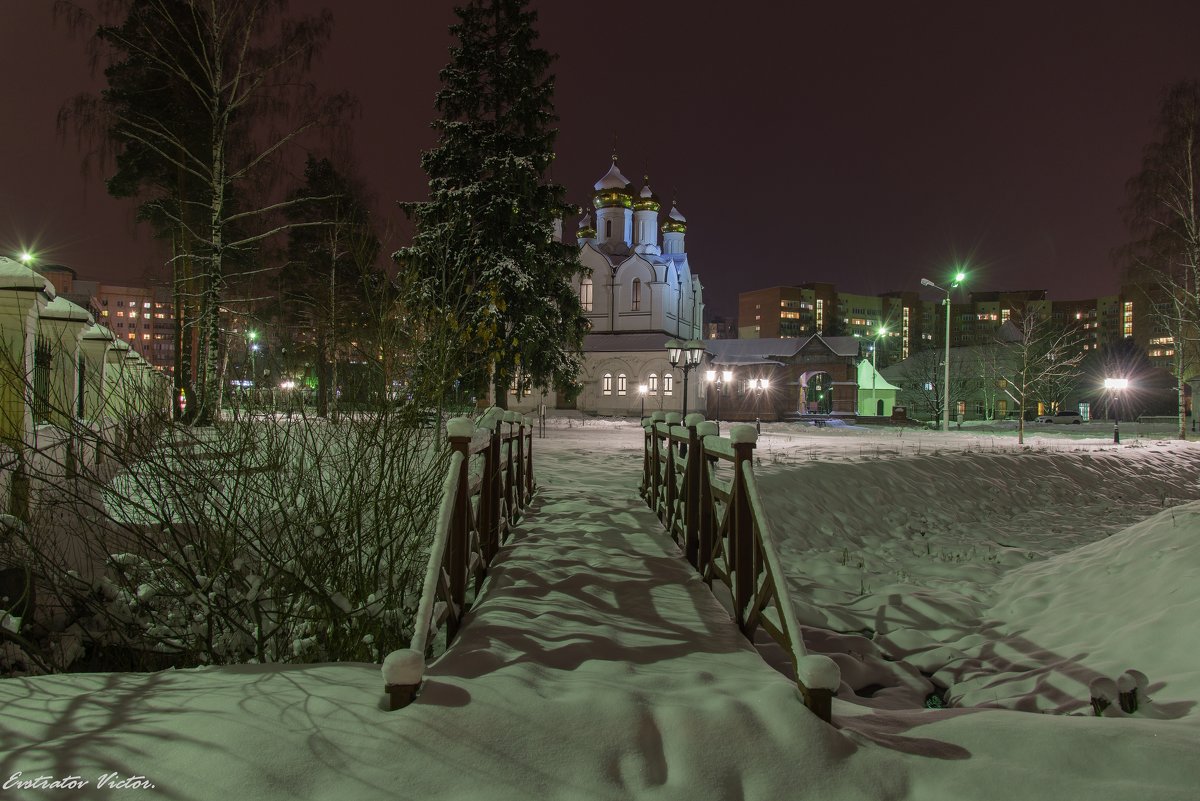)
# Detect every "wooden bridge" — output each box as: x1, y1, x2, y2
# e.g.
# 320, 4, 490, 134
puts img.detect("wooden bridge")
383, 408, 839, 724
